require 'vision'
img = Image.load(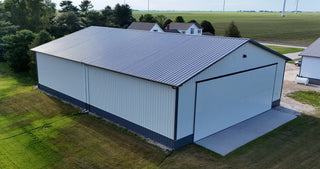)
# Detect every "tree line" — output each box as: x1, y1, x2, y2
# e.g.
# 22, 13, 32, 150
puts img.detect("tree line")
137, 14, 241, 38
0, 0, 241, 81
0, 0, 135, 80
